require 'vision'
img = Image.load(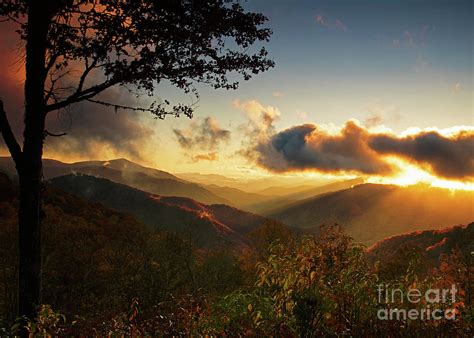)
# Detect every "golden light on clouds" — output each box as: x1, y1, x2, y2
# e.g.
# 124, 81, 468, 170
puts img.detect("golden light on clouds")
366, 157, 474, 191
236, 101, 474, 189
